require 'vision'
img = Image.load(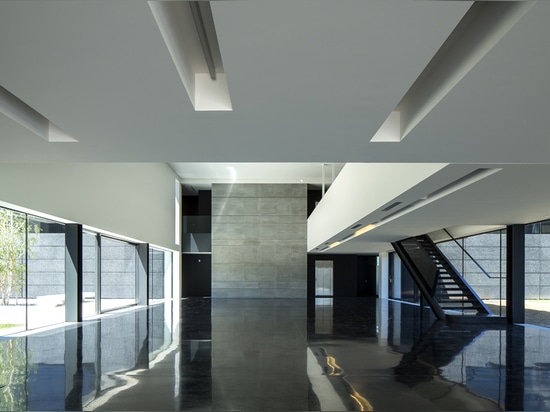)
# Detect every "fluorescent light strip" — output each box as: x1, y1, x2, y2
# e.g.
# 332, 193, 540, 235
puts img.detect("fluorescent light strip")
0, 85, 77, 142
354, 224, 376, 237
371, 1, 534, 142
327, 224, 376, 250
